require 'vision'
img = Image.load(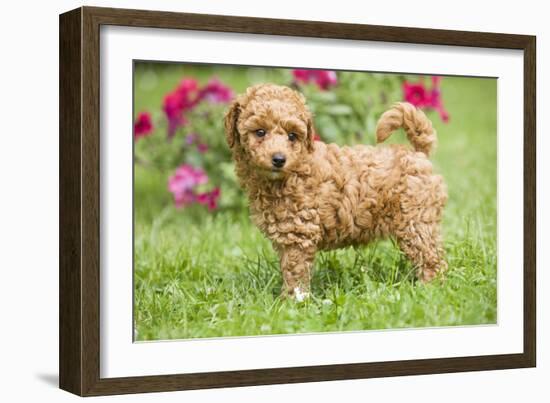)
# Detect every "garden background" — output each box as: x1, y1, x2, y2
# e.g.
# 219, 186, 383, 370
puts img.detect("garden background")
133, 62, 497, 341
